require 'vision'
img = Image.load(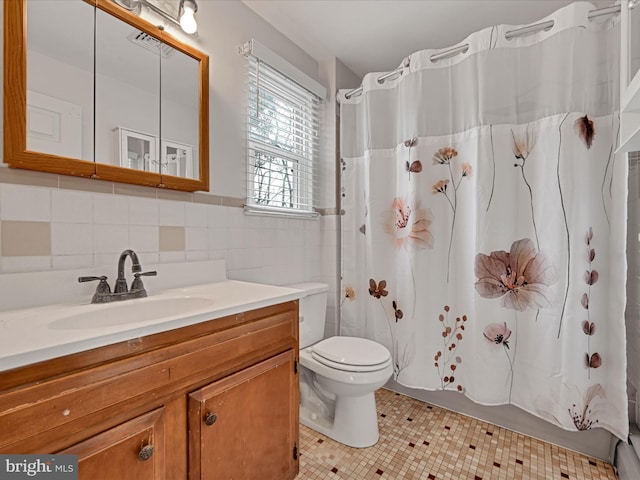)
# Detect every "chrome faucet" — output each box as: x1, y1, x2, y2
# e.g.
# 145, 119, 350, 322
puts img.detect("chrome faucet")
79, 249, 157, 304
